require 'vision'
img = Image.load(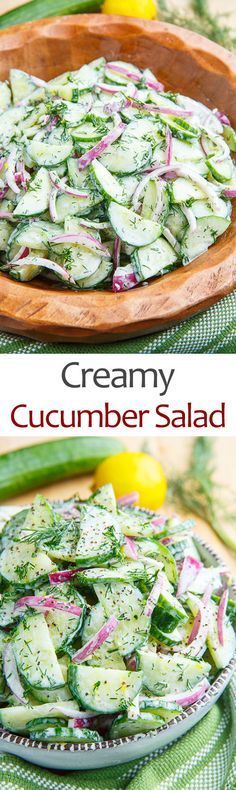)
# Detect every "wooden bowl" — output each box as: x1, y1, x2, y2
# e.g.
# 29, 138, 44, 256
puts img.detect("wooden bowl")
0, 14, 235, 344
